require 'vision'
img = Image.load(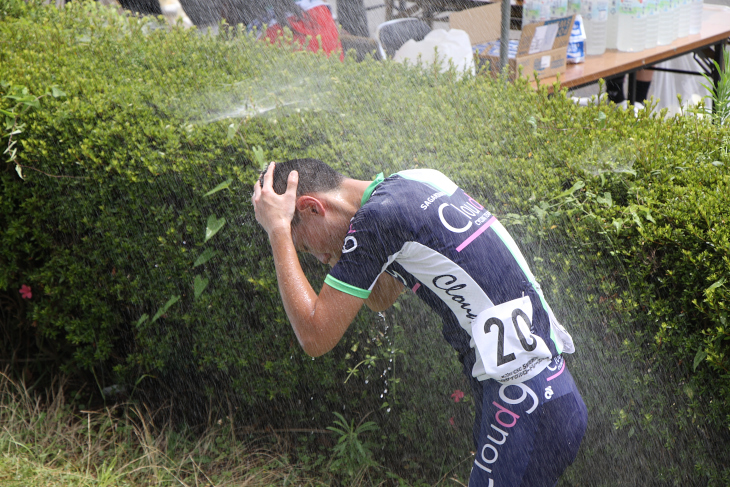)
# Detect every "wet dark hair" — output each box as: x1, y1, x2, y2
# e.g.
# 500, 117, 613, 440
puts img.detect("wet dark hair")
259, 158, 345, 225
